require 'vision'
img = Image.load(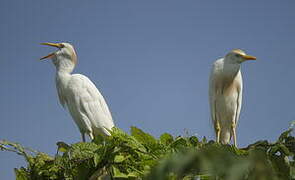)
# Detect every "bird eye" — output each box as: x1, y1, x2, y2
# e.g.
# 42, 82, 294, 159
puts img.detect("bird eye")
235, 54, 240, 58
